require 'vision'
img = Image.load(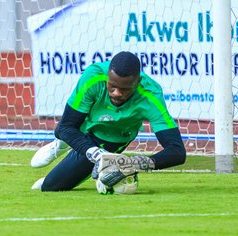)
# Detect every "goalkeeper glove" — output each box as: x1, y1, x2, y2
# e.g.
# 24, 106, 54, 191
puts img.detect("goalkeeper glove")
86, 147, 109, 179
86, 147, 107, 163
98, 153, 155, 187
